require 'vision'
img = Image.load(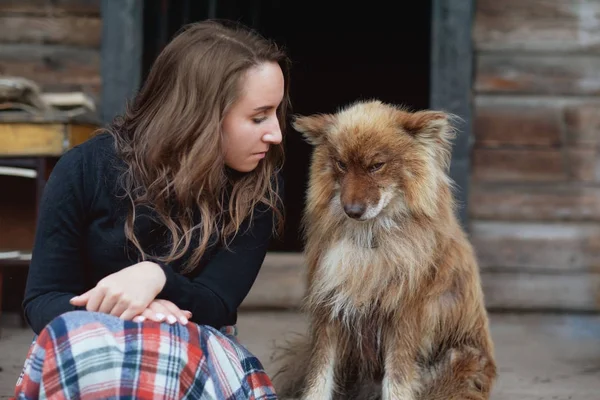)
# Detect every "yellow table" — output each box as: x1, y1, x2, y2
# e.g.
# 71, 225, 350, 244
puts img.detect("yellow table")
0, 121, 95, 157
